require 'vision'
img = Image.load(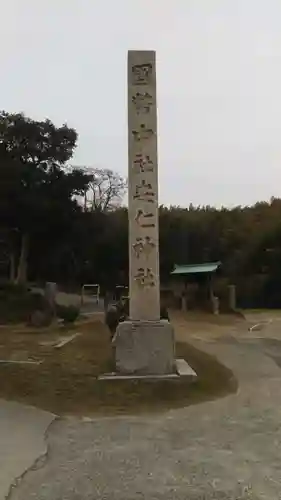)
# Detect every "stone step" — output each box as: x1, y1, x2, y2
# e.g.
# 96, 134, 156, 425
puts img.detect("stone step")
176, 358, 197, 378
98, 372, 178, 381
98, 359, 197, 381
